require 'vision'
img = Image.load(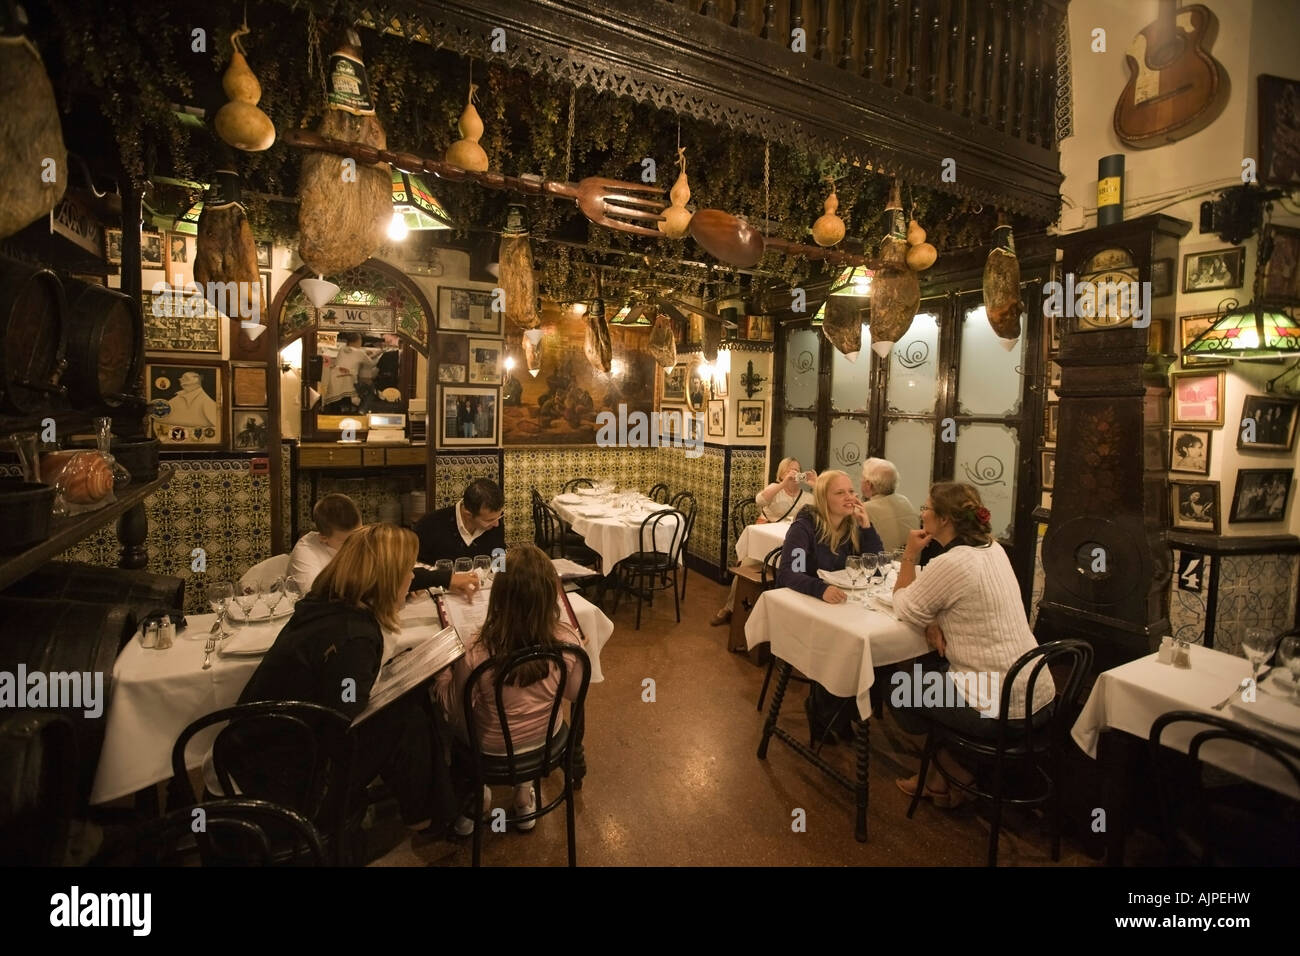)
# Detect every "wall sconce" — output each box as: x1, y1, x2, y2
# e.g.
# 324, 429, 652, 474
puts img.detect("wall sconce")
242, 322, 267, 343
